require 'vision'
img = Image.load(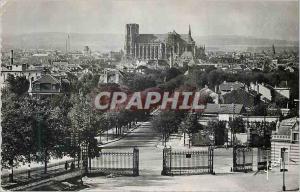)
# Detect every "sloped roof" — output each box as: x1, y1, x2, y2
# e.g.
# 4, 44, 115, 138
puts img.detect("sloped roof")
204, 103, 244, 114
277, 117, 299, 135
219, 81, 244, 91
181, 51, 194, 59
188, 58, 199, 66
33, 74, 60, 84
136, 34, 168, 43
136, 33, 194, 44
